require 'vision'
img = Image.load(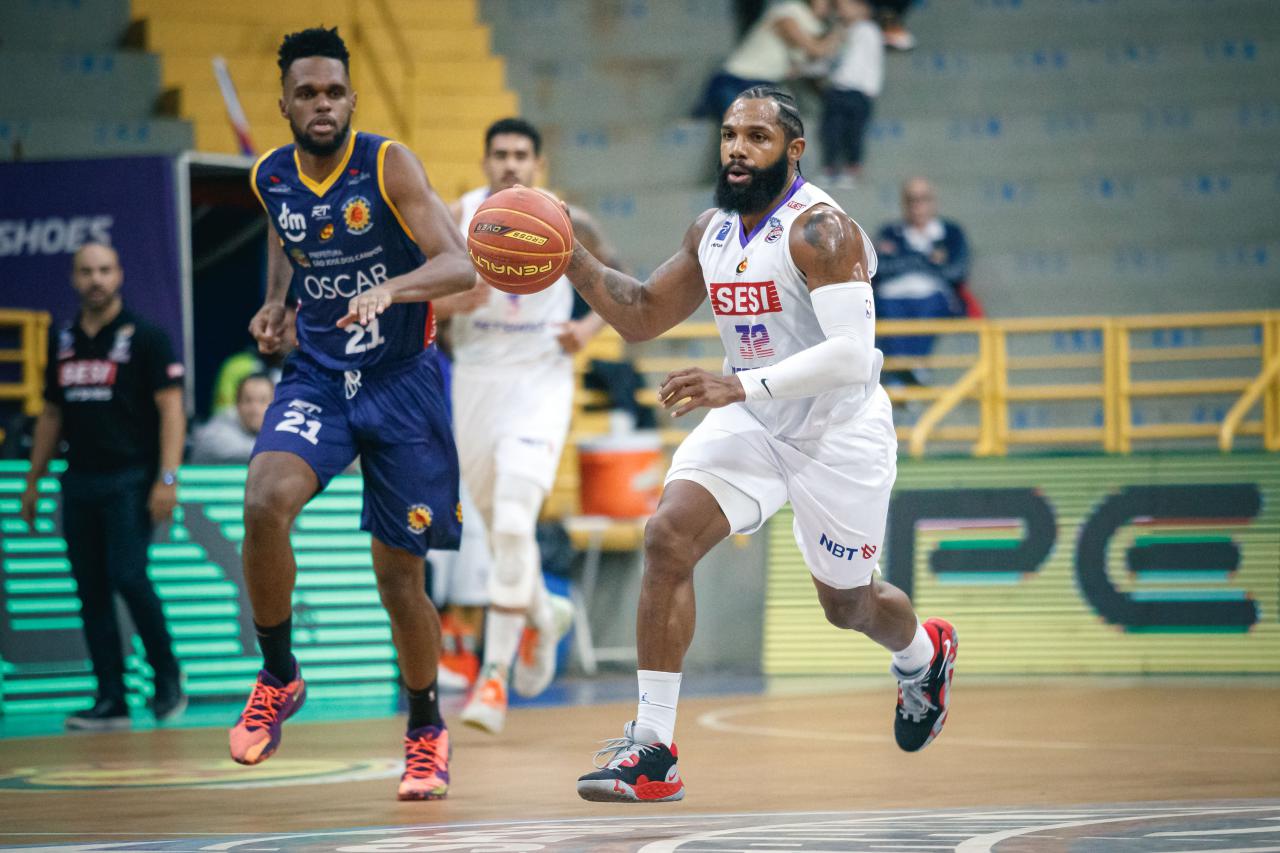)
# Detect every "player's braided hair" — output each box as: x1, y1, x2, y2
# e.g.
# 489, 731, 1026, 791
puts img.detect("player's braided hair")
734, 86, 805, 142
277, 26, 350, 80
